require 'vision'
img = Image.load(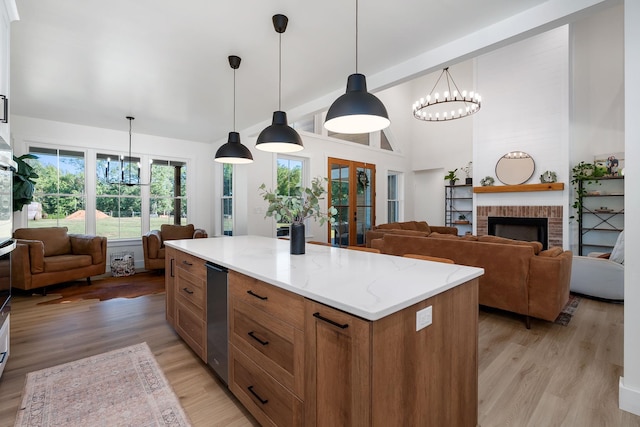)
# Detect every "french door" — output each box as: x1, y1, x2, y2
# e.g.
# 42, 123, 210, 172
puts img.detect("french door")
327, 158, 376, 247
